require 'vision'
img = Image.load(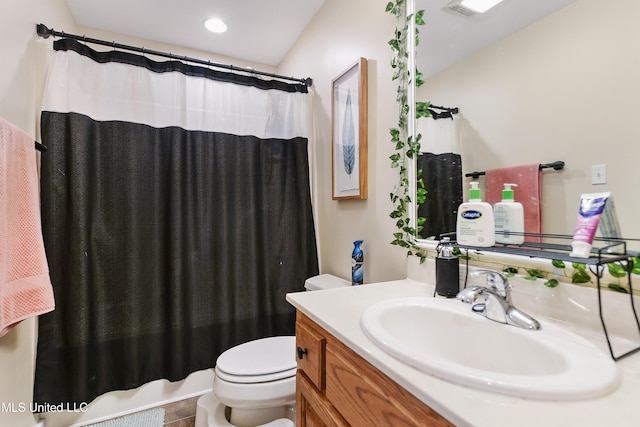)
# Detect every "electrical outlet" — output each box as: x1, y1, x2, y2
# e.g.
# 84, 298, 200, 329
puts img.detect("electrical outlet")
591, 164, 607, 185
